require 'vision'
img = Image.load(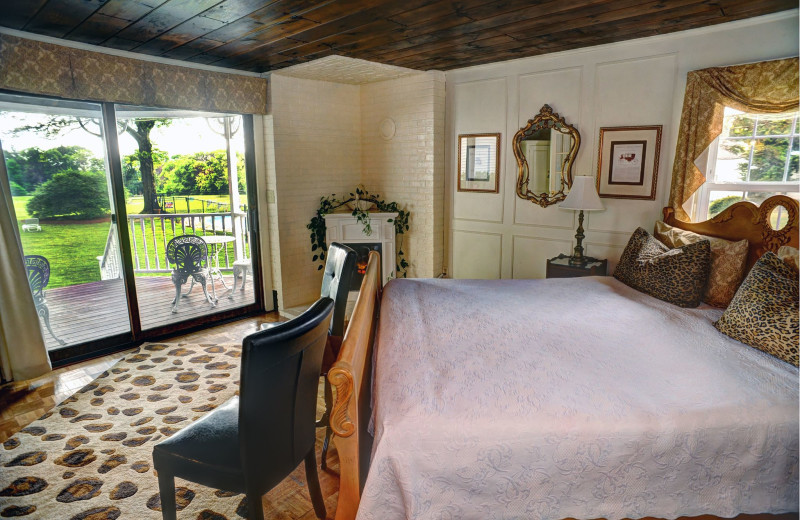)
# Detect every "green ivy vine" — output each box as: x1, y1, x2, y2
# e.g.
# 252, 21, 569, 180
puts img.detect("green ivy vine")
307, 185, 410, 278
